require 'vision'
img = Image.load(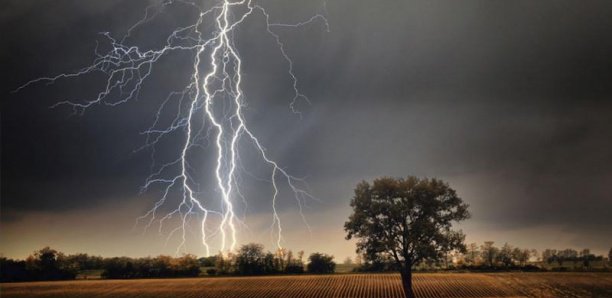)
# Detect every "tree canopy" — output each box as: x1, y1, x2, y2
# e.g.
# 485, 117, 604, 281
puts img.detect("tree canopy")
307, 253, 336, 274
345, 176, 469, 297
